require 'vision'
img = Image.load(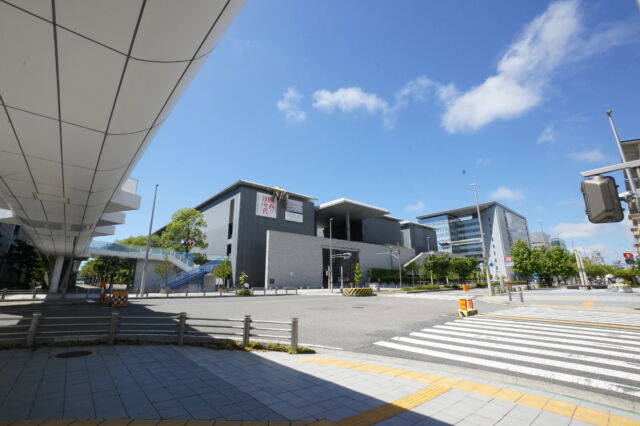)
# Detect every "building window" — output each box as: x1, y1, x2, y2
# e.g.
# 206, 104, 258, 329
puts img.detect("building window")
226, 244, 232, 256
227, 223, 233, 239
